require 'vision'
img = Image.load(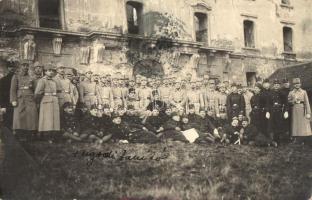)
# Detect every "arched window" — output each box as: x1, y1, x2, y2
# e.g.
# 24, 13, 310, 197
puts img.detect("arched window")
126, 1, 143, 34
194, 12, 208, 42
283, 27, 293, 52
38, 0, 62, 29
243, 20, 255, 48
